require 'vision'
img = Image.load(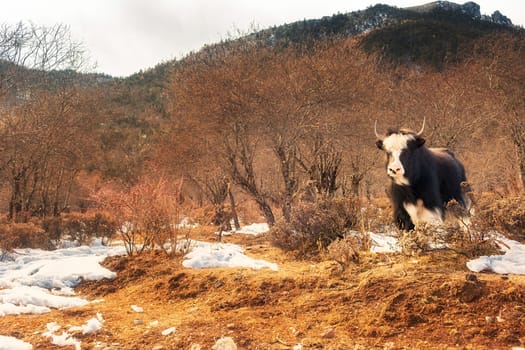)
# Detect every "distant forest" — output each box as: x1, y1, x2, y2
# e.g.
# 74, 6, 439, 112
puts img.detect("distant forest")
0, 5, 523, 250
